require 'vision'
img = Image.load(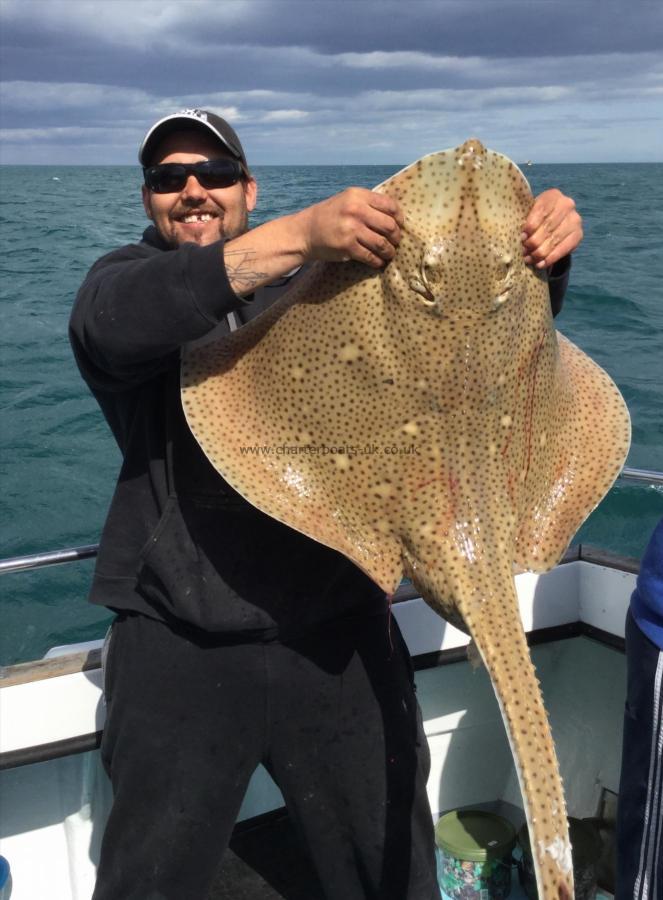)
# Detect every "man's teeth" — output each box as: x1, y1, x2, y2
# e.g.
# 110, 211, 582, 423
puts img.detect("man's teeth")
182, 213, 214, 223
